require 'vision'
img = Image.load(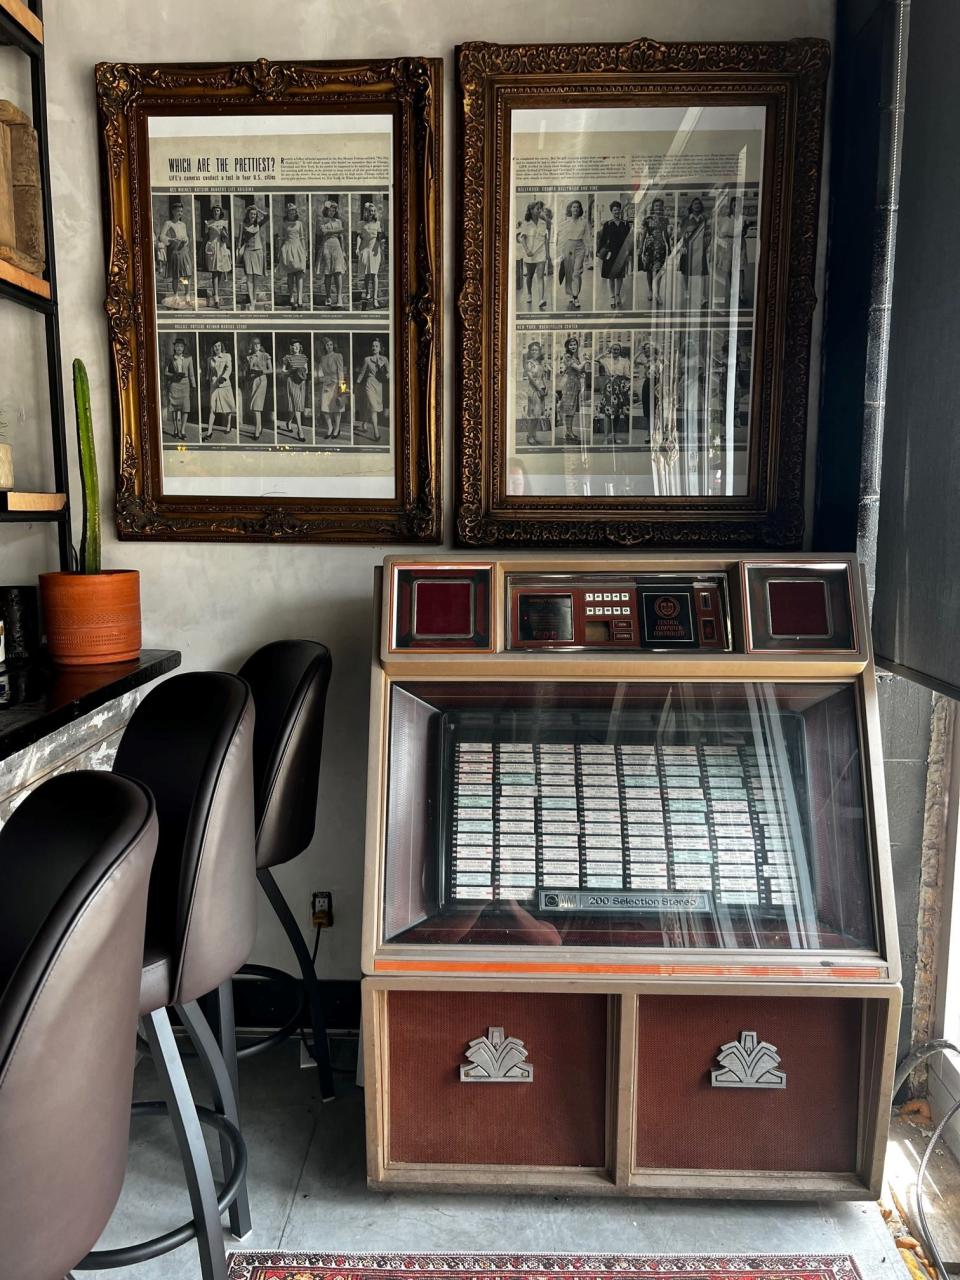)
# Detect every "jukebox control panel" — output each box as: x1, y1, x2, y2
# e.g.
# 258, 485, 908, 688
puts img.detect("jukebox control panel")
389, 559, 859, 656
509, 573, 729, 651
